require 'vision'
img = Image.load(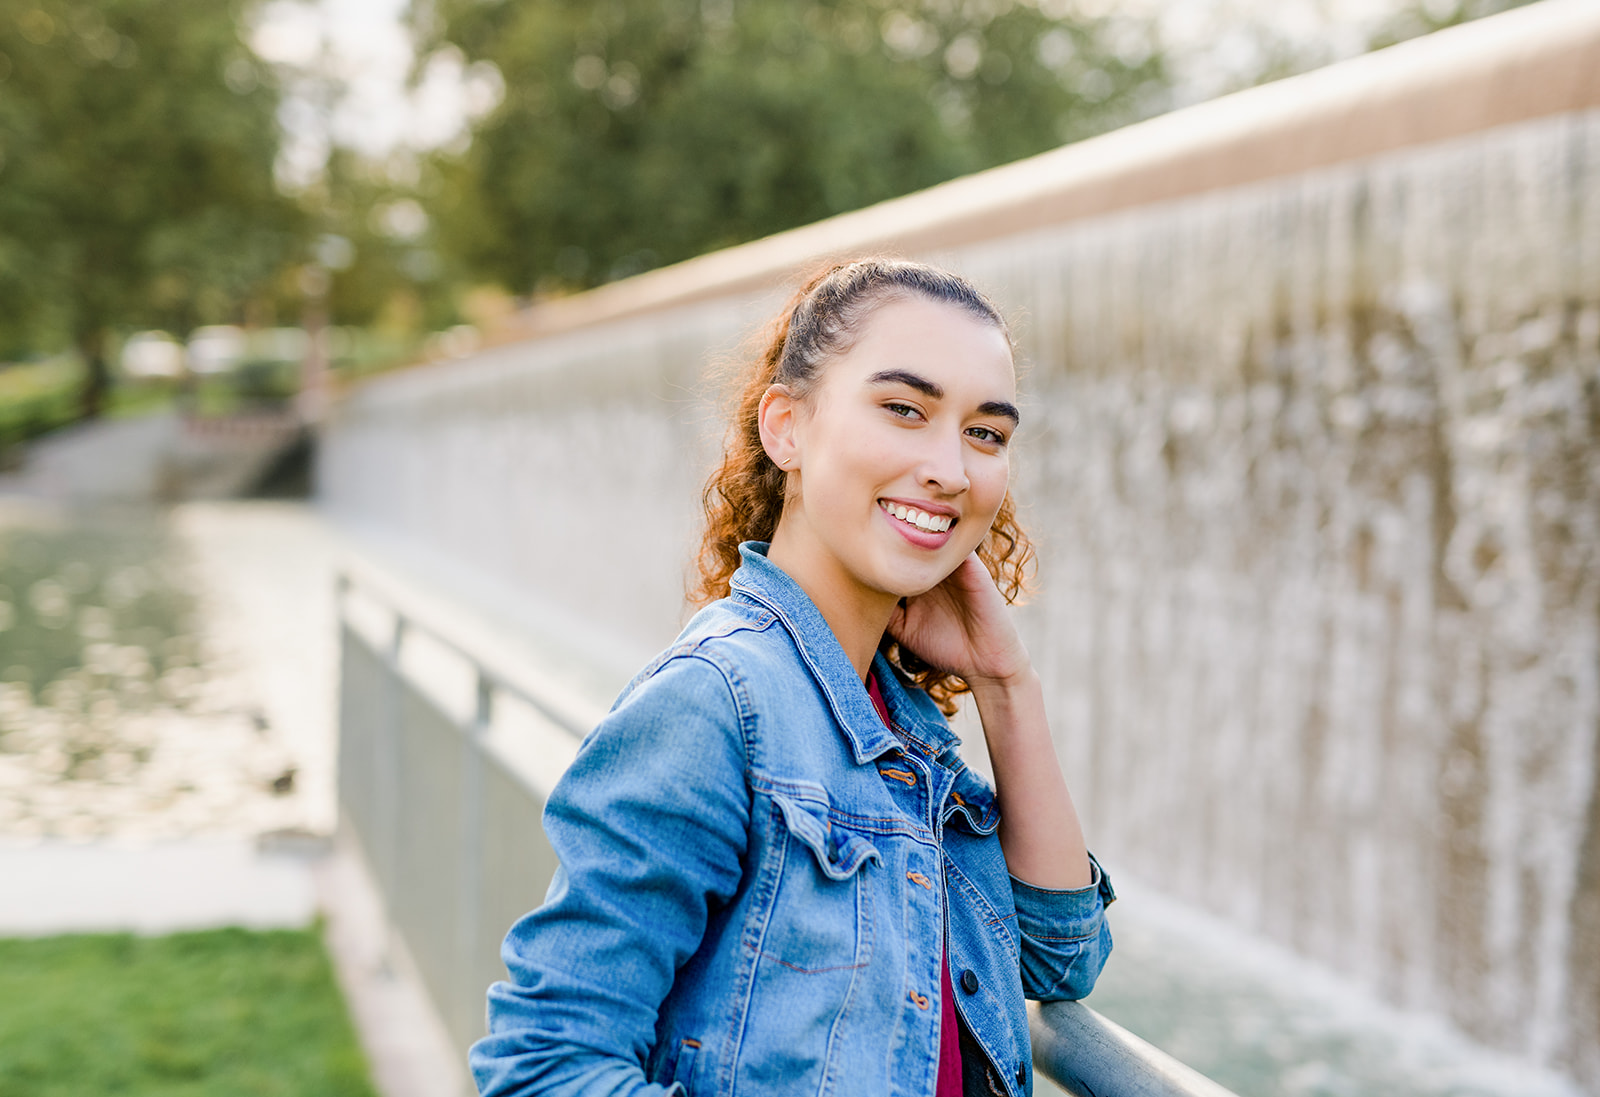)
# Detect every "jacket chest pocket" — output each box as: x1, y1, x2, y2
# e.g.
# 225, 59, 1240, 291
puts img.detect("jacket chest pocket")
757, 788, 880, 976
